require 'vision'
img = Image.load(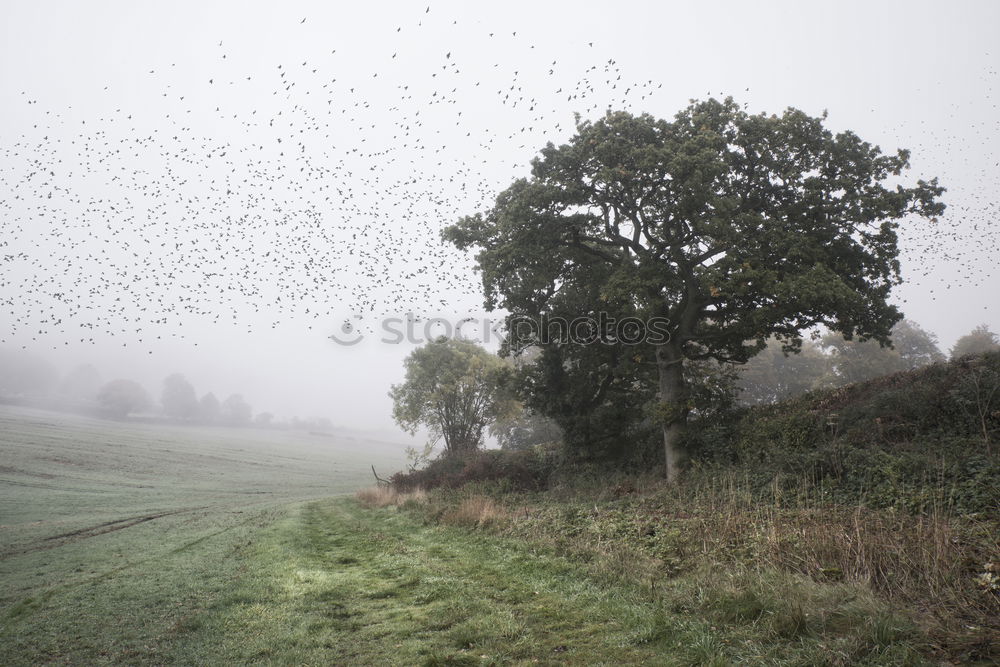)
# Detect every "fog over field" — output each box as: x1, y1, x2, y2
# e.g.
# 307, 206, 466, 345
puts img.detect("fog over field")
1, 0, 998, 434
